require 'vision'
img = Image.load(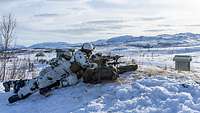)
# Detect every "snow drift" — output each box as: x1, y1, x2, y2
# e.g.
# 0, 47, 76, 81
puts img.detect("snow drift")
1, 75, 200, 113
